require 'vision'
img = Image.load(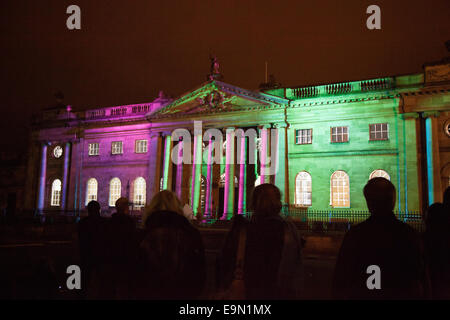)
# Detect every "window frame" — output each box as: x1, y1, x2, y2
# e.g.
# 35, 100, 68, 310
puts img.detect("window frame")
53, 146, 63, 158
109, 178, 121, 206
88, 143, 100, 156
330, 170, 350, 208
330, 126, 349, 143
294, 171, 312, 207
444, 119, 450, 137
50, 179, 62, 207
369, 123, 389, 141
369, 169, 391, 181
133, 177, 146, 208
86, 178, 98, 205
135, 139, 148, 154
295, 129, 313, 145
111, 141, 123, 155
